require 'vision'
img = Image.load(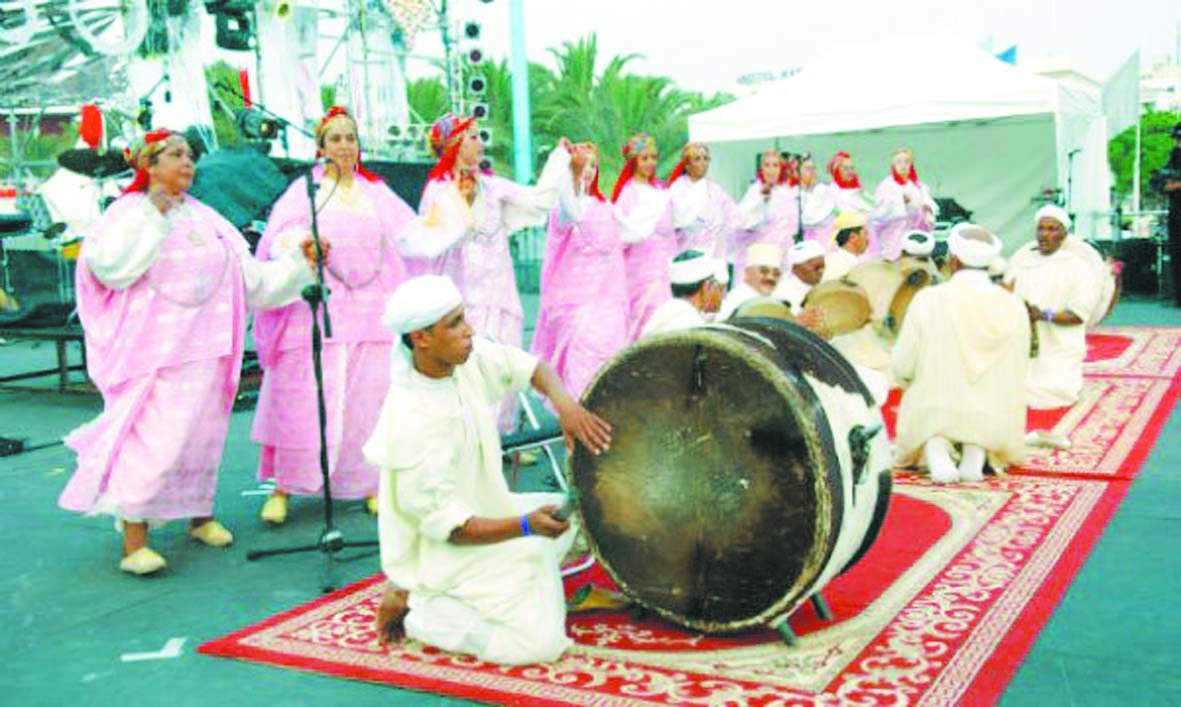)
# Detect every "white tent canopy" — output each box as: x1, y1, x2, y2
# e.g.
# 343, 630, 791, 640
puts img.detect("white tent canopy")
689, 35, 1111, 249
